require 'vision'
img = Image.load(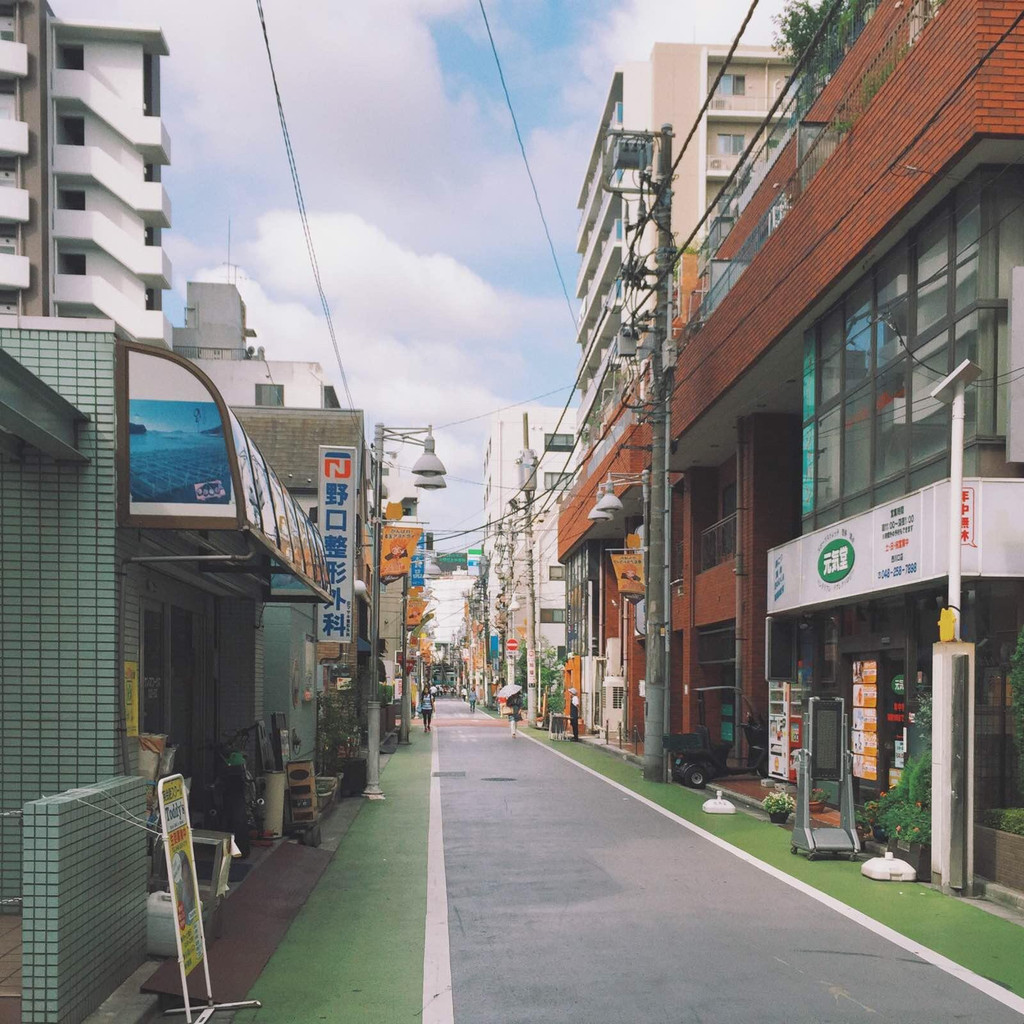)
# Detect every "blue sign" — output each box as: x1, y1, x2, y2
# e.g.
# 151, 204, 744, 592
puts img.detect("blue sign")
410, 532, 426, 588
